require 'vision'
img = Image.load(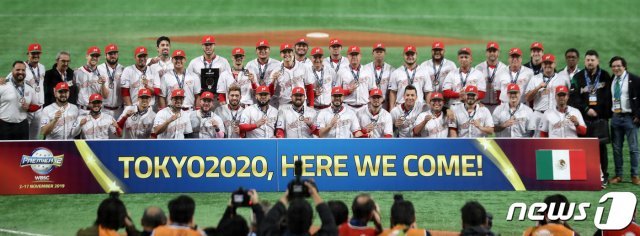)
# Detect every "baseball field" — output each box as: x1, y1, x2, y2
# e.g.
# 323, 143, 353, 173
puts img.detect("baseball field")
0, 0, 639, 235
